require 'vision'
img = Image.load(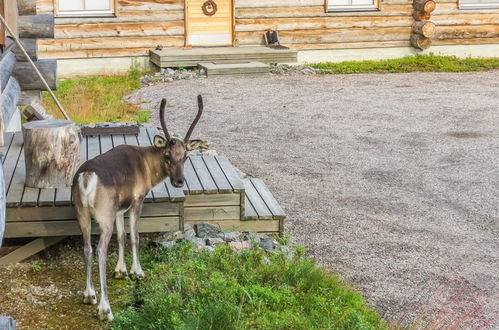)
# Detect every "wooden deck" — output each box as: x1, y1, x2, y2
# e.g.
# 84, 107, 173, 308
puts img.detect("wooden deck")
1, 126, 285, 241
150, 46, 298, 68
